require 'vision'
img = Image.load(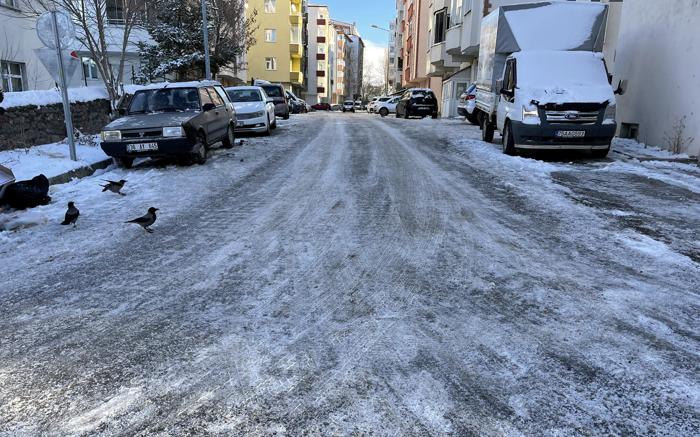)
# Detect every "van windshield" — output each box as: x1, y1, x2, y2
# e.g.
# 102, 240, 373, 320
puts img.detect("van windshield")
128, 88, 200, 114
